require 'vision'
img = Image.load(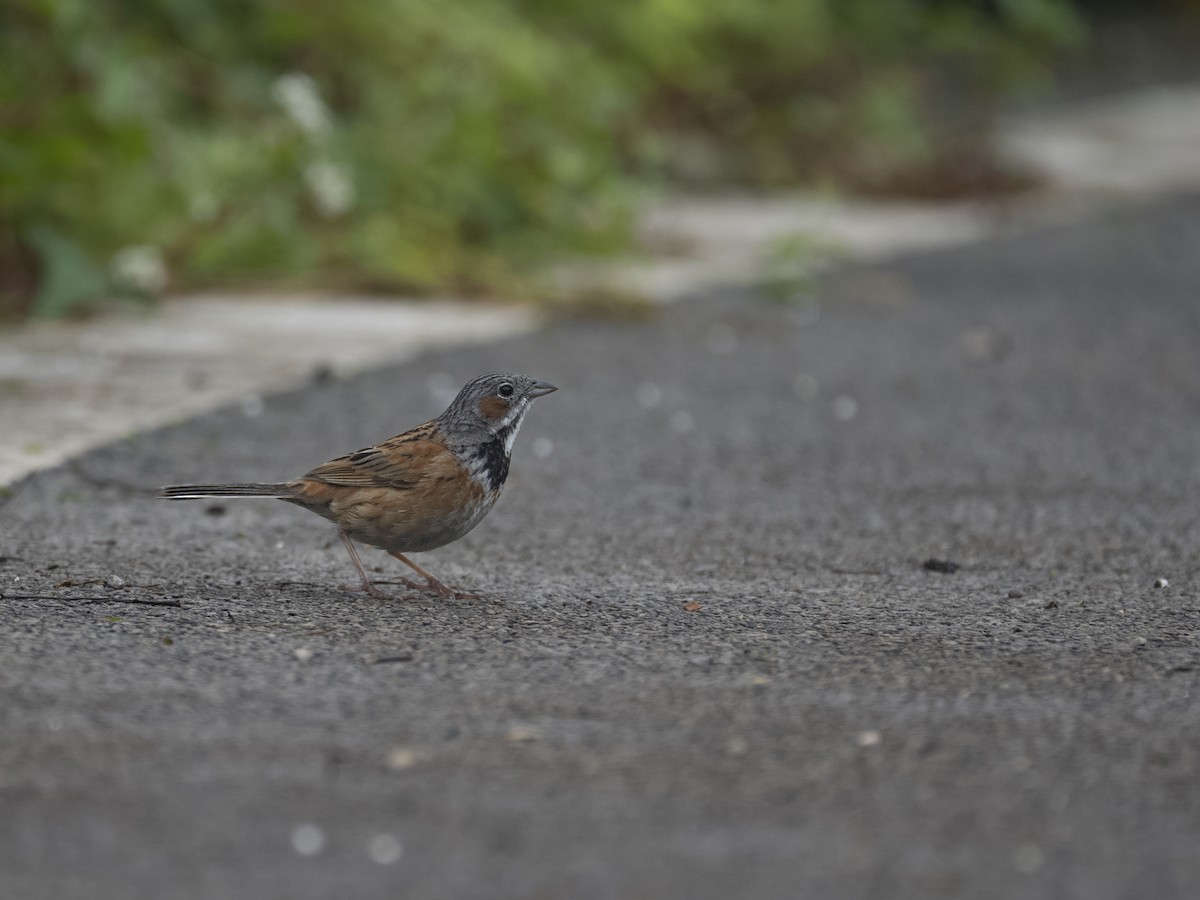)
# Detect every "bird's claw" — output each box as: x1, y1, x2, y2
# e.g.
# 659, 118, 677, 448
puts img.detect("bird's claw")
338, 581, 396, 601
421, 577, 480, 600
